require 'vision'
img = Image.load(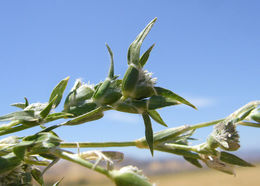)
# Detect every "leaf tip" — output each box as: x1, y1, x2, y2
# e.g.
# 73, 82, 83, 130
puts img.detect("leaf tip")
64, 76, 70, 81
